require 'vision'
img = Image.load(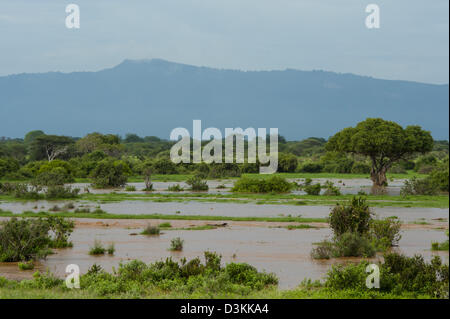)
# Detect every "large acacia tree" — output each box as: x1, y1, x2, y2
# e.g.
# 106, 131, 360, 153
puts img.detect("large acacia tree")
326, 118, 433, 187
